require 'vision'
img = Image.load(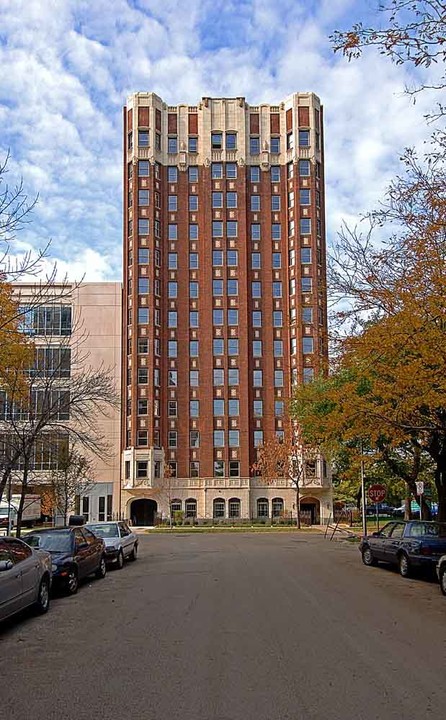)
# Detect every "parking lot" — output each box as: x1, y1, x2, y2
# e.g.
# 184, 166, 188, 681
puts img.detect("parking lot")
1, 532, 446, 720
